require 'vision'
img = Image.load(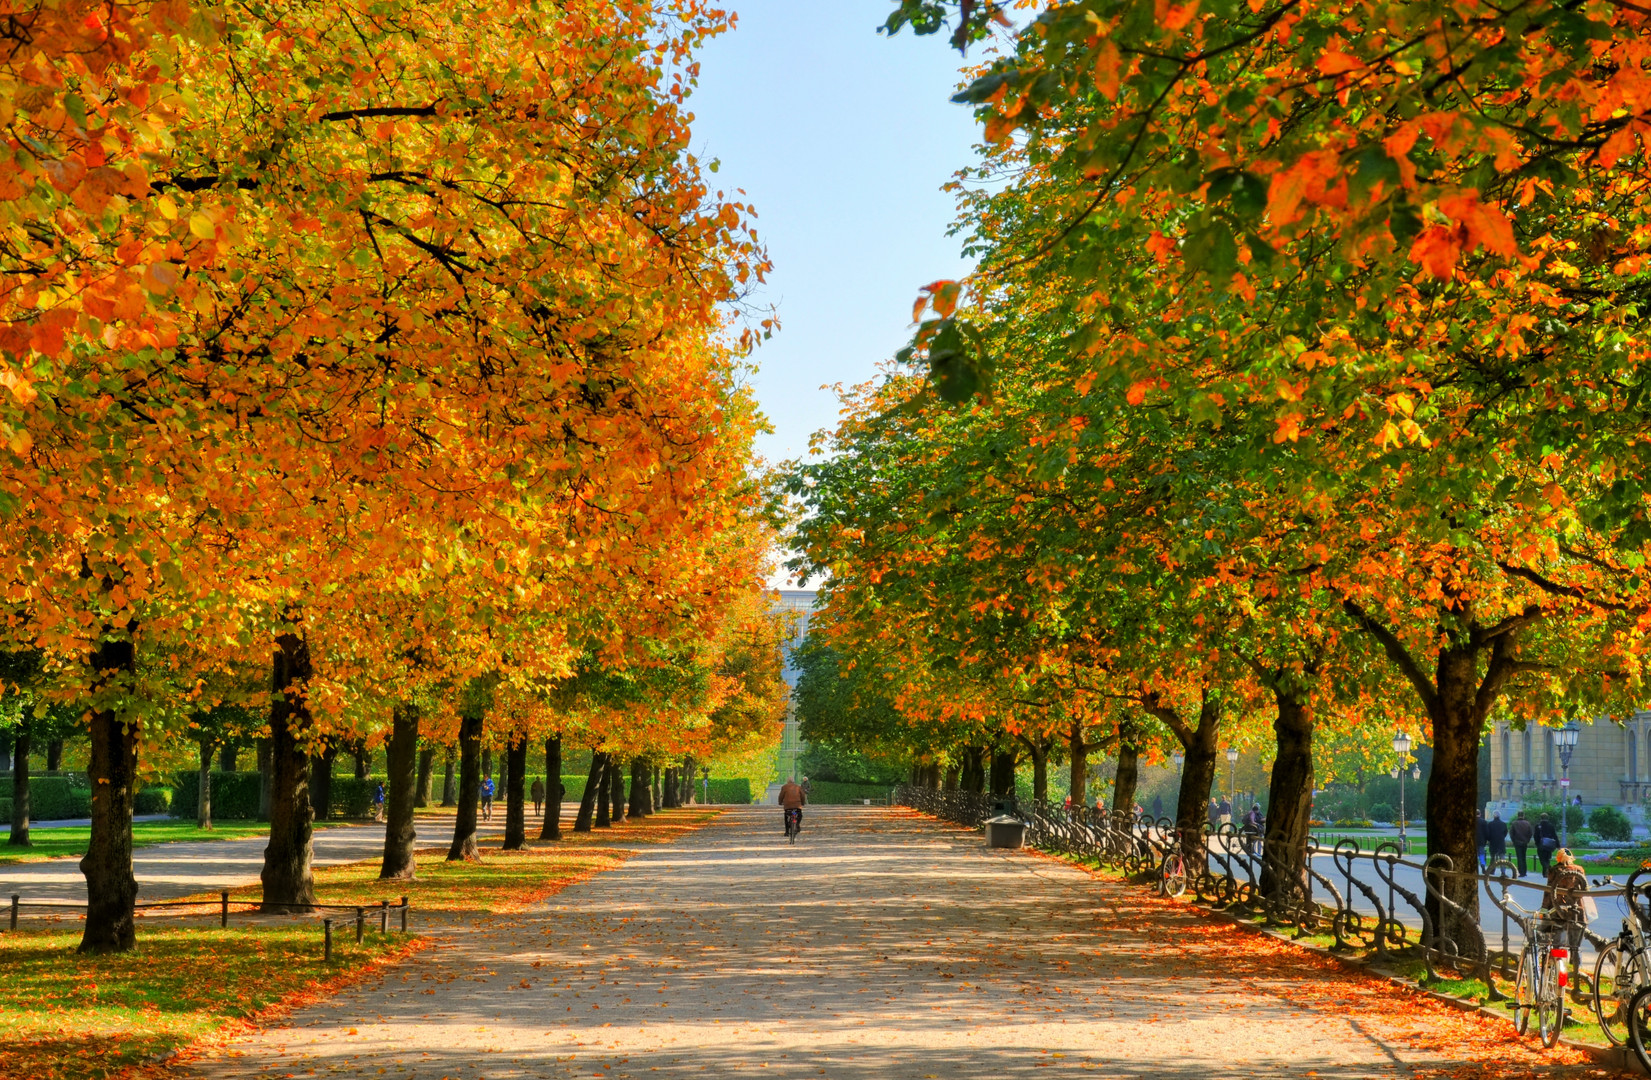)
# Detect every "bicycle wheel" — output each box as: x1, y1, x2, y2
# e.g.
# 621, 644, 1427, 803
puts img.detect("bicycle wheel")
1595, 942, 1636, 1046
1513, 947, 1536, 1036
1629, 984, 1651, 1073
1161, 854, 1186, 898
1537, 953, 1566, 1048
